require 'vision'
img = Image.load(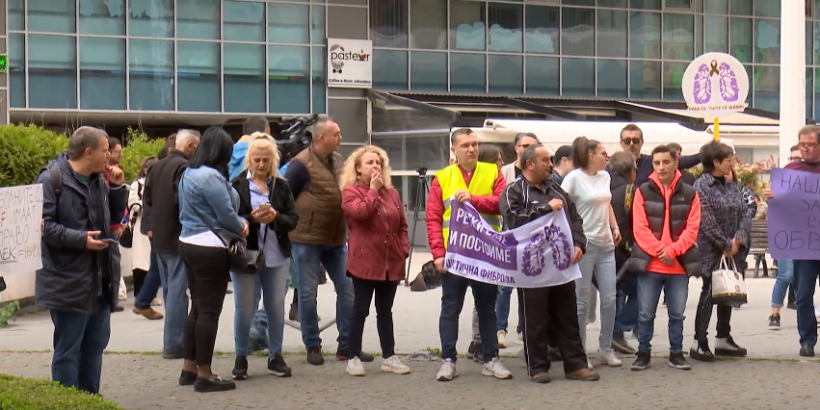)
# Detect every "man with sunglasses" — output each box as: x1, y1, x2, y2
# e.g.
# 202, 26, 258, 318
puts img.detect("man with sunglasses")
618, 124, 701, 187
